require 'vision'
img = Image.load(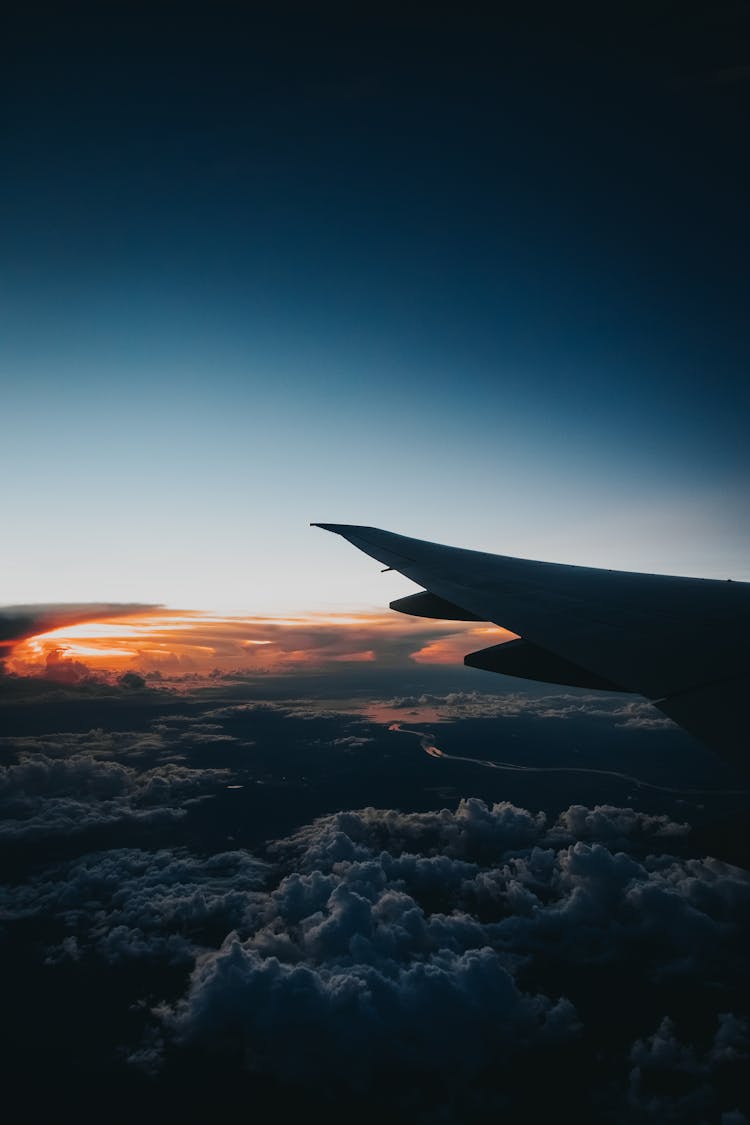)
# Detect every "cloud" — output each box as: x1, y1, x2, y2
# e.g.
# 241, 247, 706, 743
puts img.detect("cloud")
0, 722, 237, 840
0, 760, 231, 840
3, 604, 512, 681
118, 671, 147, 690
2, 791, 748, 1115
0, 603, 158, 656
155, 800, 747, 1112
369, 689, 675, 728
0, 793, 189, 841
550, 803, 690, 846
164, 942, 577, 1086
2, 846, 267, 965
411, 627, 517, 664
152, 799, 746, 1106
202, 689, 677, 743
0, 676, 746, 1117
627, 1014, 749, 1121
